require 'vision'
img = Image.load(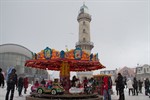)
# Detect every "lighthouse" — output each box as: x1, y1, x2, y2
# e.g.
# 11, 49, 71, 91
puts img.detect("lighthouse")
76, 4, 94, 81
